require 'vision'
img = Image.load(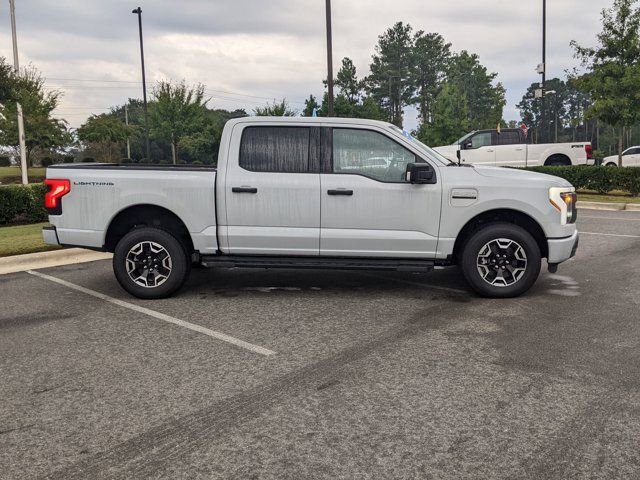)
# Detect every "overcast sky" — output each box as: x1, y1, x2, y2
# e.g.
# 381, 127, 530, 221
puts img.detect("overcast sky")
0, 0, 609, 131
